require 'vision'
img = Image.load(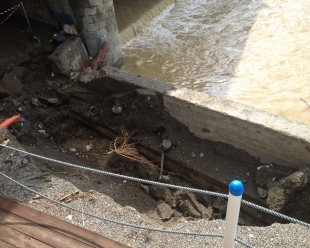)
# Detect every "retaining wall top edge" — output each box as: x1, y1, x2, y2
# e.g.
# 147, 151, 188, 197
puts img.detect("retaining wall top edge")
164, 88, 310, 142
